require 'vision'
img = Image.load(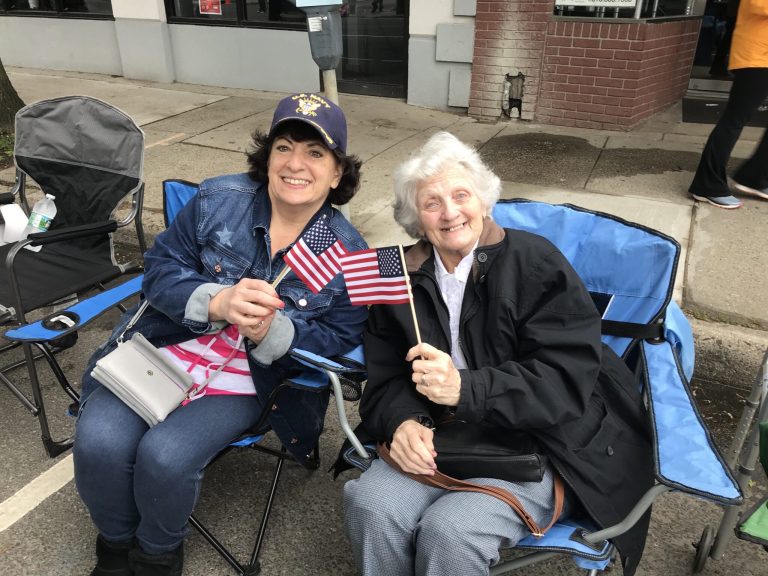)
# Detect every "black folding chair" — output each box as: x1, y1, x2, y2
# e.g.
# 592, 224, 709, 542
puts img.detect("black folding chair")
0, 95, 146, 457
